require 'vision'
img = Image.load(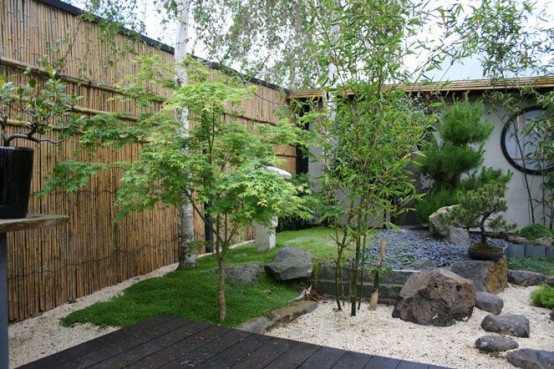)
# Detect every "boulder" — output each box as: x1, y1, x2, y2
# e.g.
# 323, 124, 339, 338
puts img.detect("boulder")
507, 349, 554, 369
428, 206, 471, 246
225, 263, 262, 284
507, 235, 528, 244
534, 236, 553, 247
508, 270, 545, 287
410, 259, 437, 270
546, 276, 554, 287
392, 268, 476, 327
265, 247, 313, 282
450, 259, 508, 293
475, 335, 518, 353
481, 314, 530, 338
475, 291, 503, 315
